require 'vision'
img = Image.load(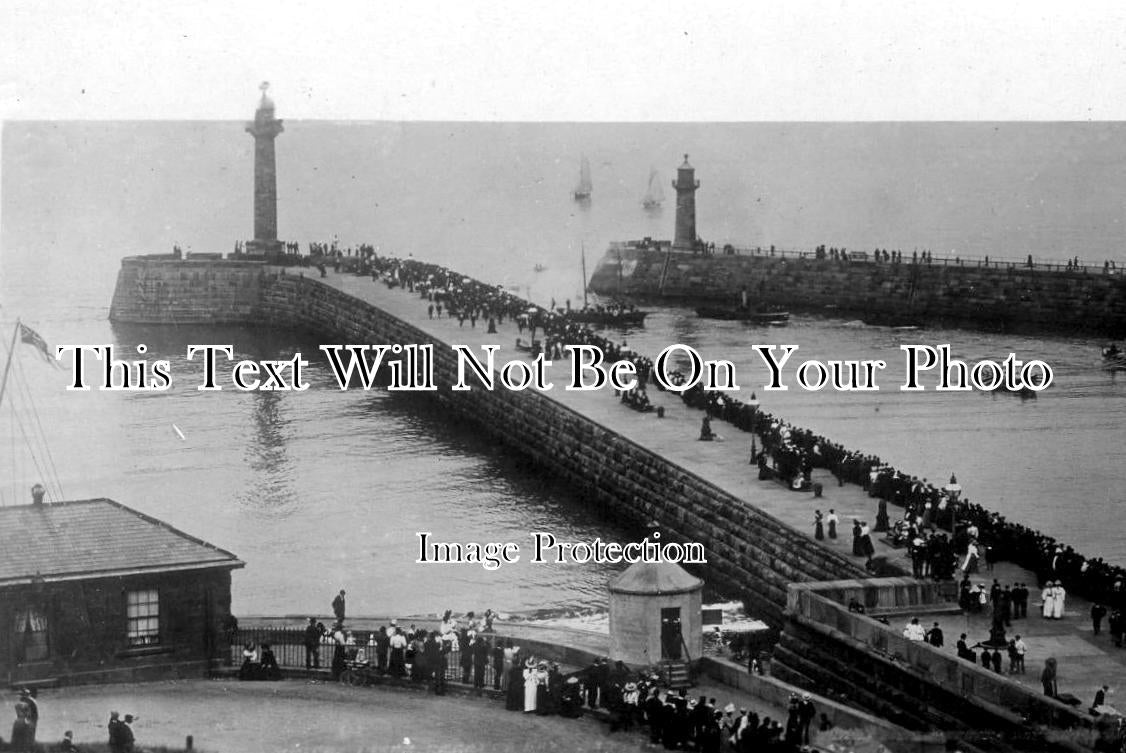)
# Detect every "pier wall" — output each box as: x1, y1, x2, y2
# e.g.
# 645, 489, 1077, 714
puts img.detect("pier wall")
589, 247, 1126, 334
774, 580, 1090, 750
108, 258, 1101, 744
108, 258, 865, 628
109, 256, 271, 324
257, 273, 866, 628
